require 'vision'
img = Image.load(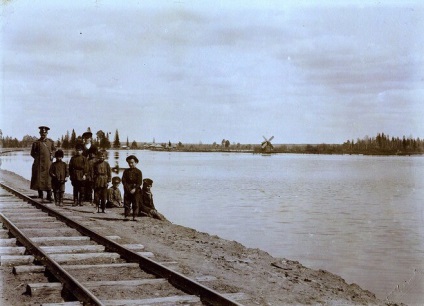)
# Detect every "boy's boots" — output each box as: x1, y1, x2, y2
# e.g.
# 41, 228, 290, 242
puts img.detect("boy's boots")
46, 190, 53, 202
73, 191, 78, 206
58, 192, 63, 206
